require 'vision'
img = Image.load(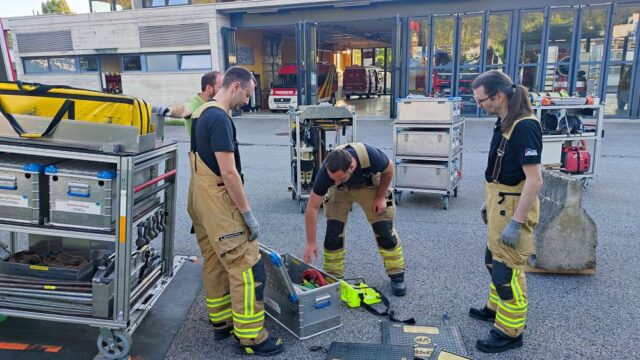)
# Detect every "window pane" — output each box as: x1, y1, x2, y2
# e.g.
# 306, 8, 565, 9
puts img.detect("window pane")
352, 49, 362, 66
486, 13, 510, 66
143, 0, 166, 7
459, 15, 482, 65
79, 56, 98, 72
605, 64, 633, 115
375, 48, 388, 70
23, 58, 49, 74
610, 5, 639, 61
519, 11, 544, 64
409, 18, 428, 70
408, 68, 427, 95
579, 7, 607, 63
147, 54, 177, 71
167, 0, 188, 5
49, 57, 76, 73
91, 0, 112, 12
575, 63, 601, 97
459, 68, 480, 114
180, 54, 211, 70
122, 55, 142, 71
115, 0, 132, 10
362, 48, 374, 66
518, 65, 539, 91
431, 66, 453, 95
432, 17, 455, 67
547, 9, 574, 63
